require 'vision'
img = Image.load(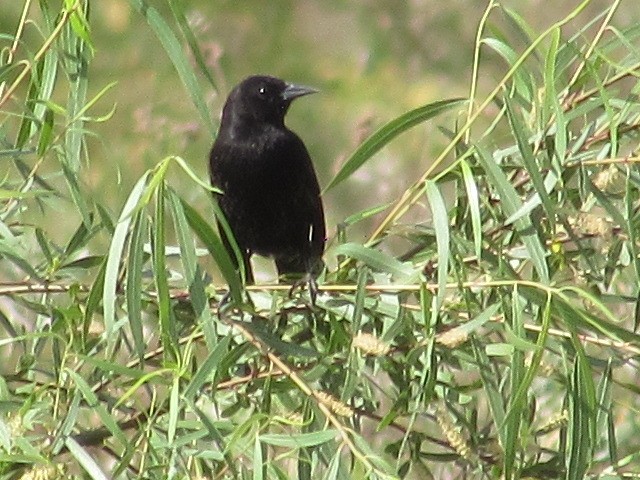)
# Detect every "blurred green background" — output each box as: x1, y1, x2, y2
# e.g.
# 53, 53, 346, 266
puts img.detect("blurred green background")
3, 0, 640, 272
